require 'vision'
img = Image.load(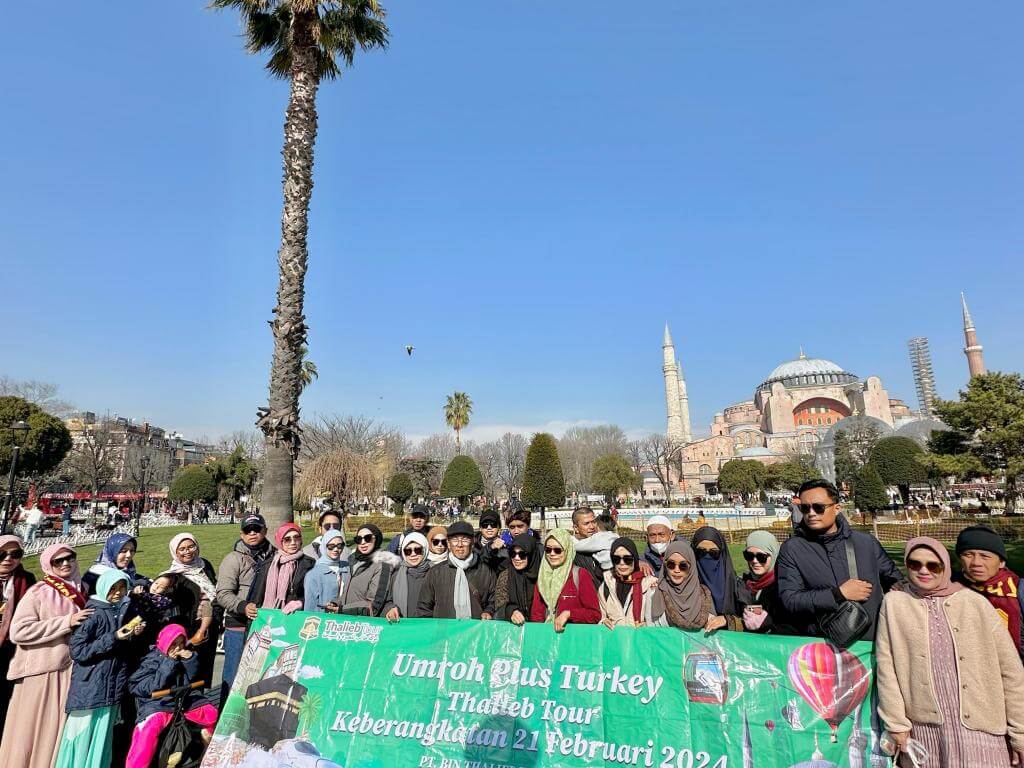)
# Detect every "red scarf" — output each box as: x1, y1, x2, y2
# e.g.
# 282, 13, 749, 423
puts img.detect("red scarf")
967, 568, 1022, 652
745, 570, 776, 594
613, 573, 645, 624
42, 575, 87, 609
